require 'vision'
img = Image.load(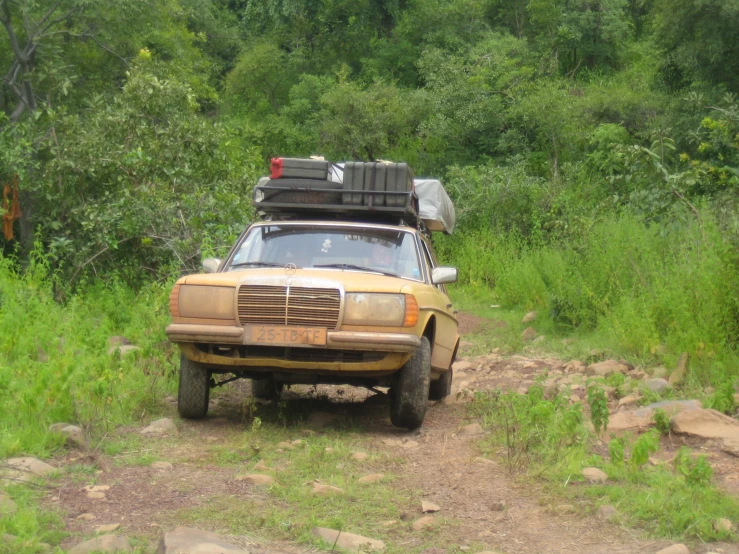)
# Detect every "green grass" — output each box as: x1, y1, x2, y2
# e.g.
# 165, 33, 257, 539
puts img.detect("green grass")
439, 212, 739, 386
470, 386, 739, 541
